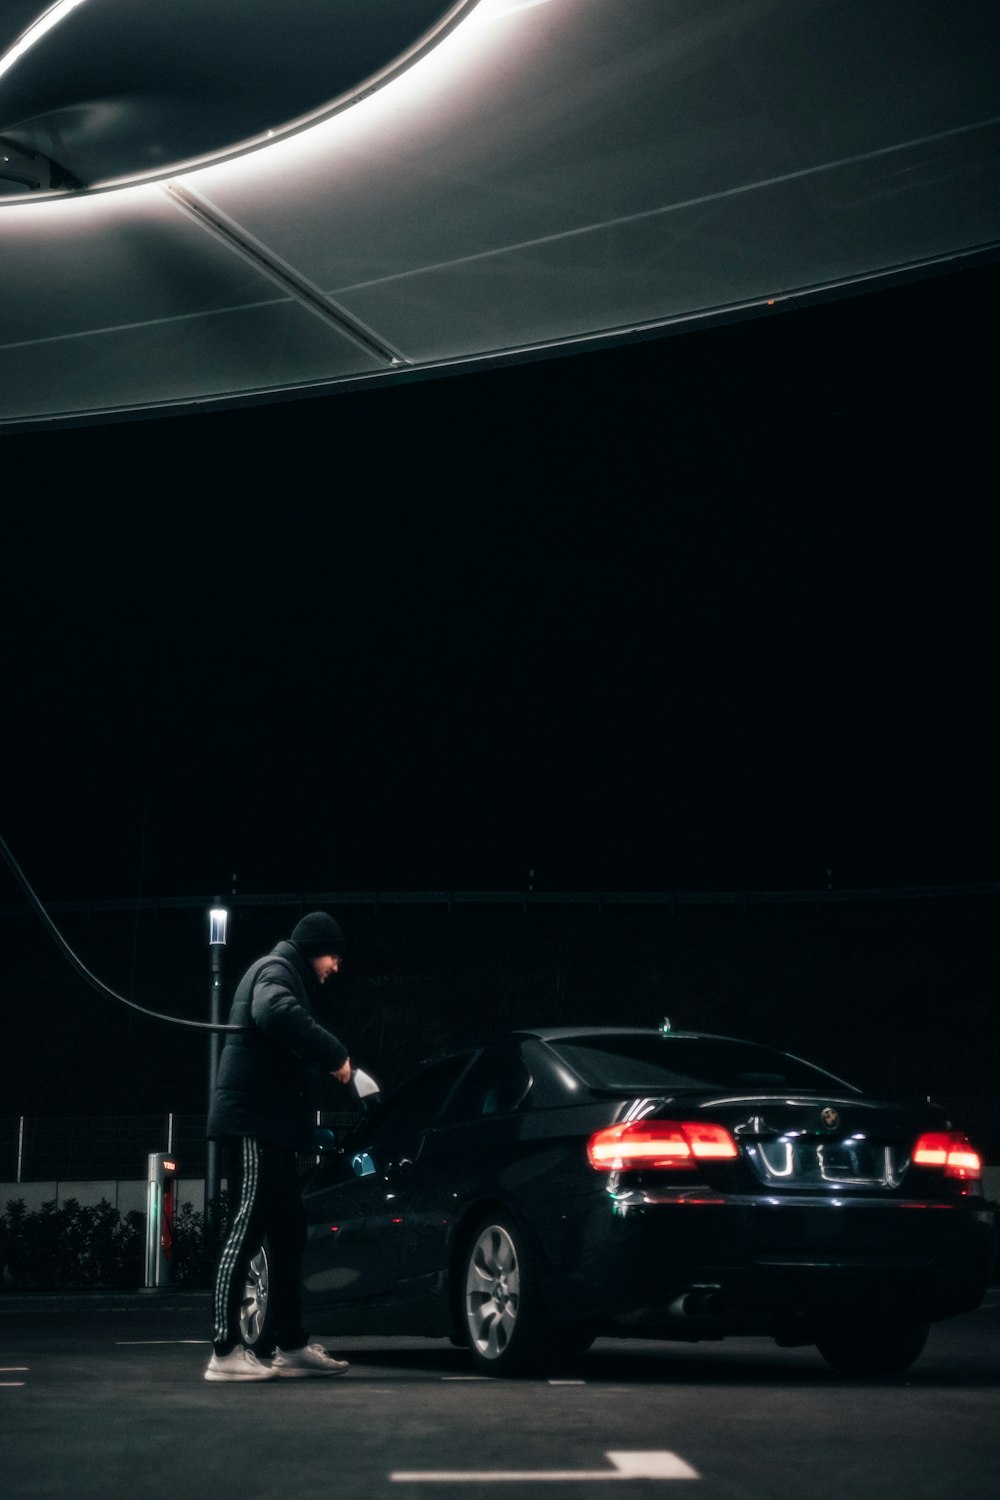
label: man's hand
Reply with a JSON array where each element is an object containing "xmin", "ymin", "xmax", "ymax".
[{"xmin": 331, "ymin": 1059, "xmax": 352, "ymax": 1084}]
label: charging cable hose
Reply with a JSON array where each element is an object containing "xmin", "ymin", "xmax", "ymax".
[{"xmin": 0, "ymin": 830, "xmax": 246, "ymax": 1033}]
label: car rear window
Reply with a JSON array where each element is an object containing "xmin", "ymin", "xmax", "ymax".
[{"xmin": 546, "ymin": 1034, "xmax": 854, "ymax": 1093}]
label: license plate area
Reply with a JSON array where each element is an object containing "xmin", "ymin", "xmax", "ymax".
[{"xmin": 746, "ymin": 1136, "xmax": 902, "ymax": 1188}]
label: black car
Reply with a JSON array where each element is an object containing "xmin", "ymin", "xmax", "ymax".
[{"xmin": 239, "ymin": 1026, "xmax": 995, "ymax": 1375}]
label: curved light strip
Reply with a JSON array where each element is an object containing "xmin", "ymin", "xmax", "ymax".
[
  {"xmin": 170, "ymin": 0, "xmax": 534, "ymax": 203},
  {"xmin": 0, "ymin": 0, "xmax": 89, "ymax": 84},
  {"xmin": 0, "ymin": 0, "xmax": 484, "ymax": 204}
]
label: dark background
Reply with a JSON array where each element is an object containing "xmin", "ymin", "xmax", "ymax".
[{"xmin": 1, "ymin": 258, "xmax": 997, "ymax": 1119}]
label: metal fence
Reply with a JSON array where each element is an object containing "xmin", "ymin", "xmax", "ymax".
[
  {"xmin": 2, "ymin": 1100, "xmax": 998, "ymax": 1184},
  {"xmin": 0, "ymin": 1112, "xmax": 361, "ymax": 1184}
]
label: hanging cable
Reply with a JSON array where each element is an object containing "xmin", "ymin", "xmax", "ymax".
[{"xmin": 0, "ymin": 830, "xmax": 247, "ymax": 1033}]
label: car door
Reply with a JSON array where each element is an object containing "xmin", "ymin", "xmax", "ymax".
[
  {"xmin": 399, "ymin": 1046, "xmax": 533, "ymax": 1282},
  {"xmin": 301, "ymin": 1053, "xmax": 472, "ymax": 1301}
]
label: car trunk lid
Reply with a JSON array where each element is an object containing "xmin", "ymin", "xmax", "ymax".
[{"xmin": 647, "ymin": 1093, "xmax": 917, "ymax": 1191}]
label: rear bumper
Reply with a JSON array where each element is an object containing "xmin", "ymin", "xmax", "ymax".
[{"xmin": 544, "ymin": 1189, "xmax": 997, "ymax": 1333}]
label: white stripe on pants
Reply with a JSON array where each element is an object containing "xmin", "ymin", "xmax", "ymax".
[{"xmin": 212, "ymin": 1136, "xmax": 260, "ymax": 1349}]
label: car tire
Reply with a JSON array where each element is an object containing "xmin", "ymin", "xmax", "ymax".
[
  {"xmin": 239, "ymin": 1241, "xmax": 274, "ymax": 1355},
  {"xmin": 461, "ymin": 1215, "xmax": 548, "ymax": 1376},
  {"xmin": 815, "ymin": 1318, "xmax": 929, "ymax": 1376}
]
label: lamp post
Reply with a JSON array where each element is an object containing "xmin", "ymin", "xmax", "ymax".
[{"xmin": 205, "ymin": 905, "xmax": 228, "ymax": 1250}]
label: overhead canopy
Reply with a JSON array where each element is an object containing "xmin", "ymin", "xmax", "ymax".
[{"xmin": 1, "ymin": 0, "xmax": 999, "ymax": 427}]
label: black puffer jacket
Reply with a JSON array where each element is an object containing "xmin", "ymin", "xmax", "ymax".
[{"xmin": 207, "ymin": 940, "xmax": 349, "ymax": 1152}]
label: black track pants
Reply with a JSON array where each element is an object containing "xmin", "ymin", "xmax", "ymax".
[{"xmin": 211, "ymin": 1138, "xmax": 308, "ymax": 1355}]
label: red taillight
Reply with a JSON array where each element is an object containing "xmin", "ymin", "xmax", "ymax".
[
  {"xmin": 588, "ymin": 1120, "xmax": 738, "ymax": 1171},
  {"xmin": 912, "ymin": 1131, "xmax": 982, "ymax": 1180}
]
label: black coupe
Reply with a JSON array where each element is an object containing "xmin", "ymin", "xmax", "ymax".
[{"xmin": 239, "ymin": 1026, "xmax": 995, "ymax": 1375}]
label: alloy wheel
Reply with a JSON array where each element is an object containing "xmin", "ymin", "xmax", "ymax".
[
  {"xmin": 239, "ymin": 1247, "xmax": 269, "ymax": 1347},
  {"xmin": 464, "ymin": 1222, "xmax": 521, "ymax": 1362}
]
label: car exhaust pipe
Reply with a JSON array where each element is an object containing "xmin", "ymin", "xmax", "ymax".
[{"xmin": 668, "ymin": 1287, "xmax": 723, "ymax": 1319}]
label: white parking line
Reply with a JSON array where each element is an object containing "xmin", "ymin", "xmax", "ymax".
[
  {"xmin": 548, "ymin": 1379, "xmax": 585, "ymax": 1385},
  {"xmin": 101, "ymin": 1305, "xmax": 197, "ymax": 1312},
  {"xmin": 391, "ymin": 1451, "xmax": 700, "ymax": 1482},
  {"xmin": 115, "ymin": 1340, "xmax": 210, "ymax": 1346},
  {"xmin": 1, "ymin": 1383, "xmax": 26, "ymax": 1388}
]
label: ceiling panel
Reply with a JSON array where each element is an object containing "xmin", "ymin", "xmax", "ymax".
[
  {"xmin": 330, "ymin": 135, "xmax": 1000, "ymax": 363},
  {"xmin": 0, "ymin": 188, "xmax": 285, "ymax": 345},
  {"xmin": 0, "ymin": 299, "xmax": 381, "ymax": 422},
  {"xmin": 192, "ymin": 0, "xmax": 1000, "ymax": 285}
]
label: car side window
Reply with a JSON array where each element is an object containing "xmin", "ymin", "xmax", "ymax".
[
  {"xmin": 440, "ymin": 1047, "xmax": 531, "ymax": 1125},
  {"xmin": 356, "ymin": 1052, "xmax": 473, "ymax": 1144}
]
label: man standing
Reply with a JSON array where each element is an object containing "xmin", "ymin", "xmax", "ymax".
[{"xmin": 204, "ymin": 911, "xmax": 353, "ymax": 1381}]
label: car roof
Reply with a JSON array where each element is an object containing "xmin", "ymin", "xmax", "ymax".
[
  {"xmin": 509, "ymin": 1025, "xmax": 750, "ymax": 1046},
  {"xmin": 507, "ymin": 1026, "xmax": 861, "ymax": 1091}
]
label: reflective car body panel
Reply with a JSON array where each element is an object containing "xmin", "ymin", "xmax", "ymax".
[{"xmin": 297, "ymin": 1028, "xmax": 996, "ymax": 1348}]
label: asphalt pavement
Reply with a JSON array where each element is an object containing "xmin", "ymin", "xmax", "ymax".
[{"xmin": 1, "ymin": 1290, "xmax": 998, "ymax": 1500}]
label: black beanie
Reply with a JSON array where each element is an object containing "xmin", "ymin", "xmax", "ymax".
[{"xmin": 289, "ymin": 912, "xmax": 346, "ymax": 958}]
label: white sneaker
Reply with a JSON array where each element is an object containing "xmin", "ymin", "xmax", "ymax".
[
  {"xmin": 204, "ymin": 1346, "xmax": 278, "ymax": 1382},
  {"xmin": 271, "ymin": 1342, "xmax": 350, "ymax": 1377}
]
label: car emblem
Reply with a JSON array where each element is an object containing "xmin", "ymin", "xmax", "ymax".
[{"xmin": 820, "ymin": 1107, "xmax": 840, "ymax": 1131}]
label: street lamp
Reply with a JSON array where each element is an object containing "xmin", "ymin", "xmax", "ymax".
[{"xmin": 205, "ymin": 905, "xmax": 228, "ymax": 1251}]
